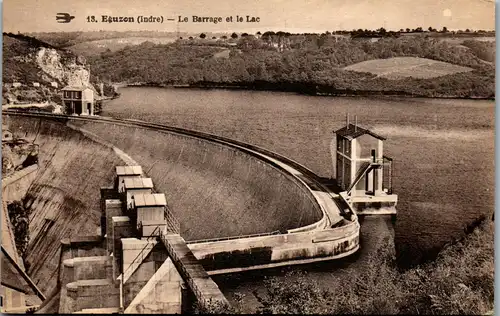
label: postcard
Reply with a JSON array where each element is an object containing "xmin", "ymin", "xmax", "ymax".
[{"xmin": 1, "ymin": 0, "xmax": 495, "ymax": 314}]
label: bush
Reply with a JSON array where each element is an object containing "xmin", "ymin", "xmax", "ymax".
[
  {"xmin": 192, "ymin": 299, "xmax": 238, "ymax": 314},
  {"xmin": 7, "ymin": 200, "xmax": 31, "ymax": 258},
  {"xmin": 255, "ymin": 219, "xmax": 493, "ymax": 315}
]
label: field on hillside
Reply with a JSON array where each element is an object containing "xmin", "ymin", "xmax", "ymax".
[
  {"xmin": 69, "ymin": 36, "xmax": 177, "ymax": 56},
  {"xmin": 344, "ymin": 57, "xmax": 473, "ymax": 79},
  {"xmin": 439, "ymin": 36, "xmax": 496, "ymax": 45}
]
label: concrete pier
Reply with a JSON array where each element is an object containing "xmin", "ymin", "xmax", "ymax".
[{"xmin": 161, "ymin": 234, "xmax": 228, "ymax": 307}]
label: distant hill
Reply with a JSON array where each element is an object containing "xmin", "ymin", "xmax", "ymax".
[
  {"xmin": 3, "ymin": 32, "xmax": 58, "ymax": 50},
  {"xmin": 68, "ymin": 36, "xmax": 177, "ymax": 57},
  {"xmin": 26, "ymin": 31, "xmax": 179, "ymax": 48},
  {"xmin": 86, "ymin": 34, "xmax": 494, "ymax": 98}
]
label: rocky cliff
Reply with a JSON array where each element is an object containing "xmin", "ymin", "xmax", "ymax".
[{"xmin": 2, "ymin": 33, "xmax": 109, "ymax": 109}]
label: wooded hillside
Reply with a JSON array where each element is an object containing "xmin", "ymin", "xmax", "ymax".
[{"xmin": 87, "ymin": 35, "xmax": 495, "ymax": 98}]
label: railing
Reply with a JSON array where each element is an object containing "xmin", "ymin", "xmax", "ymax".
[
  {"xmin": 382, "ymin": 155, "xmax": 393, "ymax": 194},
  {"xmin": 159, "ymin": 230, "xmax": 227, "ymax": 308},
  {"xmin": 164, "ymin": 207, "xmax": 180, "ymax": 235},
  {"xmin": 187, "ymin": 230, "xmax": 281, "ymax": 244}
]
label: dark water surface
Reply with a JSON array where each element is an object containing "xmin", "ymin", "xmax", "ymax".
[{"xmin": 103, "ymin": 87, "xmax": 494, "ymax": 308}]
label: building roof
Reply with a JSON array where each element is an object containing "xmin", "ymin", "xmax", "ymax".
[
  {"xmin": 123, "ymin": 177, "xmax": 154, "ymax": 189},
  {"xmin": 334, "ymin": 123, "xmax": 386, "ymax": 141},
  {"xmin": 116, "ymin": 166, "xmax": 143, "ymax": 176},
  {"xmin": 133, "ymin": 193, "xmax": 167, "ymax": 207},
  {"xmin": 61, "ymin": 85, "xmax": 92, "ymax": 91}
]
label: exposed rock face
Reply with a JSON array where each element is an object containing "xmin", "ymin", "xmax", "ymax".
[
  {"xmin": 3, "ymin": 34, "xmax": 104, "ymax": 106},
  {"xmin": 2, "ymin": 140, "xmax": 39, "ymax": 176},
  {"xmin": 36, "ymin": 48, "xmax": 66, "ymax": 82},
  {"xmin": 36, "ymin": 47, "xmax": 92, "ymax": 87},
  {"xmin": 67, "ymin": 66, "xmax": 90, "ymax": 87}
]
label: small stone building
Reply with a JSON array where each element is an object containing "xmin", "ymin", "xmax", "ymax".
[{"xmin": 62, "ymin": 85, "xmax": 95, "ymax": 115}]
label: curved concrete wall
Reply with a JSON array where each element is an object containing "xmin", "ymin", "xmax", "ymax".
[
  {"xmin": 3, "ymin": 115, "xmax": 124, "ymax": 296},
  {"xmin": 4, "ymin": 114, "xmax": 323, "ymax": 296},
  {"xmin": 2, "ymin": 164, "xmax": 39, "ymax": 203},
  {"xmin": 187, "ymin": 220, "xmax": 360, "ymax": 273},
  {"xmin": 69, "ymin": 119, "xmax": 323, "ymax": 241}
]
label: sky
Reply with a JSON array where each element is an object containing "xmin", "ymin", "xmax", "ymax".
[{"xmin": 3, "ymin": 0, "xmax": 495, "ymax": 34}]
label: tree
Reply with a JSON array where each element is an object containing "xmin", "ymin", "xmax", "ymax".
[
  {"xmin": 7, "ymin": 201, "xmax": 30, "ymax": 258},
  {"xmin": 193, "ymin": 299, "xmax": 239, "ymax": 314},
  {"xmin": 199, "ymin": 33, "xmax": 206, "ymax": 39},
  {"xmin": 231, "ymin": 32, "xmax": 238, "ymax": 39},
  {"xmin": 442, "ymin": 26, "xmax": 448, "ymax": 33},
  {"xmin": 406, "ymin": 28, "xmax": 411, "ymax": 33},
  {"xmin": 241, "ymin": 33, "xmax": 249, "ymax": 37},
  {"xmin": 256, "ymin": 271, "xmax": 331, "ymax": 314},
  {"xmin": 221, "ymin": 35, "xmax": 227, "ymax": 40},
  {"xmin": 262, "ymin": 31, "xmax": 276, "ymax": 37},
  {"xmin": 212, "ymin": 36, "xmax": 217, "ymax": 39}
]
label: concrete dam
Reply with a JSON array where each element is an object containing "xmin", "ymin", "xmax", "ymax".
[{"xmin": 4, "ymin": 112, "xmax": 359, "ymax": 302}]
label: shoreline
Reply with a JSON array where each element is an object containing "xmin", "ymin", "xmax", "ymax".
[{"xmin": 112, "ymin": 82, "xmax": 495, "ymax": 101}]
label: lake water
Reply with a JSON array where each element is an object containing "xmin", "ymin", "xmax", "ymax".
[{"xmin": 103, "ymin": 87, "xmax": 494, "ymax": 309}]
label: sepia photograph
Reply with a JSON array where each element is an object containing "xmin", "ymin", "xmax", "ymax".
[{"xmin": 0, "ymin": 0, "xmax": 495, "ymax": 314}]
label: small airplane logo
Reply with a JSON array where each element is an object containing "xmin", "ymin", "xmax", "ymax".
[{"xmin": 56, "ymin": 13, "xmax": 75, "ymax": 23}]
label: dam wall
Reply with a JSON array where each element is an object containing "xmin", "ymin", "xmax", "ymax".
[
  {"xmin": 69, "ymin": 120, "xmax": 323, "ymax": 241},
  {"xmin": 3, "ymin": 115, "xmax": 125, "ymax": 296},
  {"xmin": 2, "ymin": 164, "xmax": 39, "ymax": 203},
  {"xmin": 2, "ymin": 164, "xmax": 39, "ymax": 263},
  {"xmin": 187, "ymin": 221, "xmax": 359, "ymax": 272},
  {"xmin": 3, "ymin": 113, "xmax": 323, "ymax": 298}
]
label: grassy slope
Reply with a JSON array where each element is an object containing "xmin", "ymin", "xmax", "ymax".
[
  {"xmin": 3, "ymin": 36, "xmax": 49, "ymax": 84},
  {"xmin": 4, "ymin": 115, "xmax": 124, "ymax": 295},
  {"xmin": 69, "ymin": 37, "xmax": 177, "ymax": 57},
  {"xmin": 344, "ymin": 57, "xmax": 473, "ymax": 79}
]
